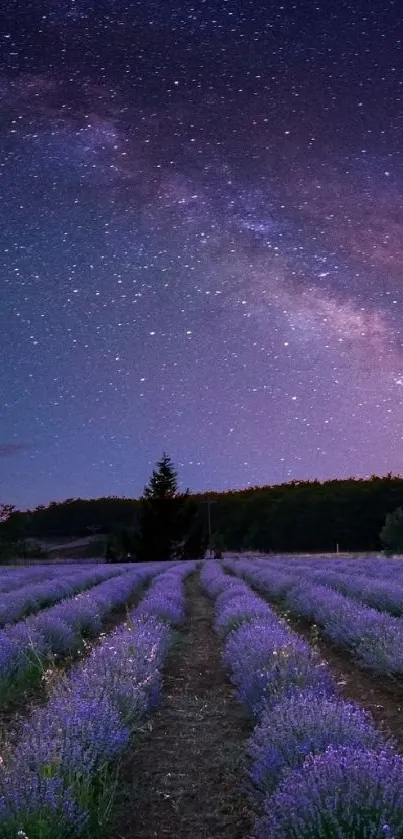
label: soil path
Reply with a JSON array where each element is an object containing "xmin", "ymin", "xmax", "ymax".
[
  {"xmin": 111, "ymin": 572, "xmax": 251, "ymax": 839},
  {"xmin": 234, "ymin": 570, "xmax": 403, "ymax": 750}
]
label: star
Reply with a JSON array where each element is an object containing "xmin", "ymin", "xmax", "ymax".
[{"xmin": 1, "ymin": 0, "xmax": 403, "ymax": 506}]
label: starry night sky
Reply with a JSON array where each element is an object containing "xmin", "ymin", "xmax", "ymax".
[{"xmin": 1, "ymin": 0, "xmax": 403, "ymax": 508}]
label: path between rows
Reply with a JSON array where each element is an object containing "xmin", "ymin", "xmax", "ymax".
[{"xmin": 111, "ymin": 572, "xmax": 251, "ymax": 839}]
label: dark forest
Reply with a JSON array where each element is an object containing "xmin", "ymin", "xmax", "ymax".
[{"xmin": 2, "ymin": 473, "xmax": 403, "ymax": 559}]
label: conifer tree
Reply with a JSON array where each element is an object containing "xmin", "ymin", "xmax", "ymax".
[{"xmin": 135, "ymin": 453, "xmax": 202, "ymax": 561}]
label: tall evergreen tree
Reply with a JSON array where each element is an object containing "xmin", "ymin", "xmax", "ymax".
[{"xmin": 135, "ymin": 453, "xmax": 202, "ymax": 561}]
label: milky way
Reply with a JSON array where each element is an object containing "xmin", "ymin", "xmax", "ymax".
[{"xmin": 1, "ymin": 0, "xmax": 403, "ymax": 507}]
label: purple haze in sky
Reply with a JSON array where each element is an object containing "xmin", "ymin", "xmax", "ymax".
[{"xmin": 1, "ymin": 0, "xmax": 403, "ymax": 506}]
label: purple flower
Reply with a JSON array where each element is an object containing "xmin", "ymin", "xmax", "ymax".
[
  {"xmin": 224, "ymin": 620, "xmax": 334, "ymax": 718},
  {"xmin": 248, "ymin": 689, "xmax": 388, "ymax": 801},
  {"xmin": 200, "ymin": 560, "xmax": 243, "ymax": 598},
  {"xmin": 0, "ymin": 771, "xmax": 88, "ymax": 838},
  {"xmin": 255, "ymin": 746, "xmax": 403, "ymax": 838},
  {"xmin": 227, "ymin": 560, "xmax": 403, "ymax": 678},
  {"xmin": 15, "ymin": 692, "xmax": 130, "ymax": 780},
  {"xmin": 215, "ymin": 591, "xmax": 278, "ymax": 636},
  {"xmin": 0, "ymin": 563, "xmax": 194, "ymax": 836},
  {"xmin": 0, "ymin": 566, "xmax": 155, "ymax": 701}
]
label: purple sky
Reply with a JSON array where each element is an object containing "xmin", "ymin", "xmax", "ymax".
[{"xmin": 1, "ymin": 0, "xmax": 403, "ymax": 508}]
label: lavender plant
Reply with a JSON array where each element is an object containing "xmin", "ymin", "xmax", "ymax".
[
  {"xmin": 215, "ymin": 589, "xmax": 278, "ymax": 636},
  {"xmin": 0, "ymin": 565, "xmax": 157, "ymax": 705},
  {"xmin": 254, "ymin": 746, "xmax": 403, "ymax": 839},
  {"xmin": 248, "ymin": 690, "xmax": 388, "ymax": 802},
  {"xmin": 224, "ymin": 620, "xmax": 334, "ymax": 718},
  {"xmin": 199, "ymin": 560, "xmax": 243, "ymax": 598},
  {"xmin": 134, "ymin": 564, "xmax": 196, "ymax": 625},
  {"xmin": 201, "ymin": 561, "xmax": 403, "ymax": 839},
  {"xmin": 0, "ymin": 565, "xmax": 126, "ymax": 627},
  {"xmin": 228, "ymin": 560, "xmax": 403, "ymax": 677},
  {"xmin": 0, "ymin": 562, "xmax": 194, "ymax": 838}
]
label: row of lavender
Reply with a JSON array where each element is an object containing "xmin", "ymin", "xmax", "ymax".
[
  {"xmin": 0, "ymin": 561, "xmax": 196, "ymax": 838},
  {"xmin": 228, "ymin": 552, "xmax": 403, "ymax": 583},
  {"xmin": 200, "ymin": 560, "xmax": 403, "ymax": 838},
  {"xmin": 227, "ymin": 557, "xmax": 403, "ymax": 677},
  {"xmin": 0, "ymin": 565, "xmax": 83, "ymax": 595},
  {"xmin": 0, "ymin": 564, "xmax": 130, "ymax": 627},
  {"xmin": 0, "ymin": 565, "xmax": 160, "ymax": 705},
  {"xmin": 250, "ymin": 553, "xmax": 403, "ymax": 617},
  {"xmin": 295, "ymin": 555, "xmax": 403, "ymax": 580}
]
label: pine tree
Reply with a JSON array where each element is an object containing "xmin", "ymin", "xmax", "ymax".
[
  {"xmin": 135, "ymin": 453, "xmax": 200, "ymax": 561},
  {"xmin": 143, "ymin": 452, "xmax": 178, "ymax": 502}
]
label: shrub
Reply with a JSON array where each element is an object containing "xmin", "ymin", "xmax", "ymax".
[
  {"xmin": 255, "ymin": 746, "xmax": 403, "ymax": 839},
  {"xmin": 248, "ymin": 690, "xmax": 387, "ymax": 802},
  {"xmin": 223, "ymin": 621, "xmax": 334, "ymax": 718}
]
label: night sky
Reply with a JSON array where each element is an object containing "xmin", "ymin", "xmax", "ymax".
[{"xmin": 1, "ymin": 0, "xmax": 403, "ymax": 508}]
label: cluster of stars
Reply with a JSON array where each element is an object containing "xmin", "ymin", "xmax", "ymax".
[{"xmin": 1, "ymin": 0, "xmax": 403, "ymax": 506}]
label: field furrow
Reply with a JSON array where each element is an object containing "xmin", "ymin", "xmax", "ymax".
[
  {"xmin": 251, "ymin": 555, "xmax": 403, "ymax": 617},
  {"xmin": 4, "ymin": 555, "xmax": 403, "ymax": 838},
  {"xmin": 109, "ymin": 569, "xmax": 251, "ymax": 839},
  {"xmin": 227, "ymin": 560, "xmax": 403, "ymax": 750}
]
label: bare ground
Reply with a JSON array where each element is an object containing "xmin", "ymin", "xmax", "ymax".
[{"xmin": 109, "ymin": 573, "xmax": 251, "ymax": 839}]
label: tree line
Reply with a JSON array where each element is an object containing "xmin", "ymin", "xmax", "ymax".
[{"xmin": 2, "ymin": 462, "xmax": 403, "ymax": 561}]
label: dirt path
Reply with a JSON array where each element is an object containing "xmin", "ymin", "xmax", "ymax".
[{"xmin": 110, "ymin": 573, "xmax": 251, "ymax": 839}]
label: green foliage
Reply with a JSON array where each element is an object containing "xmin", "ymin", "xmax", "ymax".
[
  {"xmin": 0, "ymin": 539, "xmax": 48, "ymax": 564},
  {"xmin": 182, "ymin": 517, "xmax": 208, "ymax": 559},
  {"xmin": 105, "ymin": 534, "xmax": 121, "ymax": 563},
  {"xmin": 107, "ymin": 526, "xmax": 138, "ymax": 562},
  {"xmin": 17, "ymin": 540, "xmax": 48, "ymax": 559},
  {"xmin": 5, "ymin": 473, "xmax": 403, "ymax": 559},
  {"xmin": 143, "ymin": 452, "xmax": 178, "ymax": 501},
  {"xmin": 0, "ymin": 505, "xmax": 24, "ymax": 544},
  {"xmin": 380, "ymin": 507, "xmax": 403, "ymax": 554},
  {"xmin": 105, "ymin": 526, "xmax": 136, "ymax": 562},
  {"xmin": 78, "ymin": 537, "xmax": 106, "ymax": 558},
  {"xmin": 104, "ymin": 454, "xmax": 206, "ymax": 562},
  {"xmin": 0, "ymin": 503, "xmax": 15, "ymax": 523}
]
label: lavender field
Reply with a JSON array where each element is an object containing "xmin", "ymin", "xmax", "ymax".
[{"xmin": 1, "ymin": 556, "xmax": 403, "ymax": 838}]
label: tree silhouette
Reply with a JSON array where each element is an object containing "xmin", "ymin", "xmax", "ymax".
[{"xmin": 135, "ymin": 453, "xmax": 202, "ymax": 561}]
